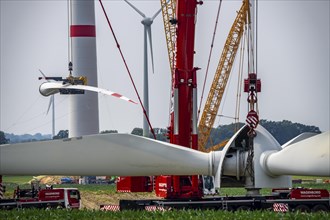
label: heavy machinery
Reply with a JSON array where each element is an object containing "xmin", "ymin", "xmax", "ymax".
[
  {"xmin": 114, "ymin": 0, "xmax": 330, "ymax": 208},
  {"xmin": 118, "ymin": 187, "xmax": 330, "ymax": 212},
  {"xmin": 153, "ymin": 0, "xmax": 254, "ymax": 199},
  {"xmin": 117, "ymin": 0, "xmax": 249, "ymax": 195},
  {"xmin": 0, "ymin": 180, "xmax": 80, "ymax": 210}
]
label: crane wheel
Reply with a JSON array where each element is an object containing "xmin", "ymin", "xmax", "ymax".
[
  {"xmin": 295, "ymin": 204, "xmax": 310, "ymax": 212},
  {"xmin": 312, "ymin": 204, "xmax": 328, "ymax": 212}
]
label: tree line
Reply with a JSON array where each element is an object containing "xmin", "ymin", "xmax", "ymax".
[{"xmin": 0, "ymin": 119, "xmax": 322, "ymax": 146}]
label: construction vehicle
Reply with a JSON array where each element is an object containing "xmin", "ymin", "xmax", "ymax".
[
  {"xmin": 104, "ymin": 124, "xmax": 330, "ymax": 212},
  {"xmin": 0, "ymin": 181, "xmax": 80, "ymax": 210},
  {"xmin": 116, "ymin": 0, "xmax": 246, "ymax": 194},
  {"xmin": 113, "ymin": 0, "xmax": 330, "ymax": 210},
  {"xmin": 152, "ymin": 0, "xmax": 254, "ymax": 199},
  {"xmin": 117, "ymin": 187, "xmax": 330, "ymax": 212}
]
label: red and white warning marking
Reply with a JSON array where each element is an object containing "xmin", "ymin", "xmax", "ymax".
[
  {"xmin": 273, "ymin": 203, "xmax": 289, "ymax": 212},
  {"xmin": 246, "ymin": 110, "xmax": 259, "ymax": 129},
  {"xmin": 100, "ymin": 205, "xmax": 120, "ymax": 212},
  {"xmin": 39, "ymin": 82, "xmax": 137, "ymax": 104},
  {"xmin": 0, "ymin": 175, "xmax": 3, "ymax": 199},
  {"xmin": 116, "ymin": 189, "xmax": 131, "ymax": 193},
  {"xmin": 145, "ymin": 205, "xmax": 169, "ymax": 212}
]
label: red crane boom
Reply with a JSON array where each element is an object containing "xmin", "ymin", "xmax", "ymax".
[{"xmin": 159, "ymin": 0, "xmax": 203, "ymax": 199}]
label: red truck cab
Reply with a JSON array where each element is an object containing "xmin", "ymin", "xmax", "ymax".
[{"xmin": 38, "ymin": 188, "xmax": 80, "ymax": 209}]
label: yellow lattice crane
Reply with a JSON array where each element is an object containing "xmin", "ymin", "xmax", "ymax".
[
  {"xmin": 160, "ymin": 0, "xmax": 177, "ymax": 74},
  {"xmin": 198, "ymin": 0, "xmax": 251, "ymax": 152}
]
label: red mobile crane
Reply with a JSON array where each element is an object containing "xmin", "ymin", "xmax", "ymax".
[
  {"xmin": 156, "ymin": 0, "xmax": 203, "ymax": 199},
  {"xmin": 115, "ymin": 0, "xmax": 330, "ymax": 212},
  {"xmin": 118, "ymin": 0, "xmax": 203, "ymax": 199}
]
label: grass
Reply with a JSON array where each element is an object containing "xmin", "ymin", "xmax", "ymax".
[
  {"xmin": 2, "ymin": 175, "xmax": 33, "ymax": 184},
  {"xmin": 0, "ymin": 209, "xmax": 329, "ymax": 220},
  {"xmin": 293, "ymin": 176, "xmax": 329, "ymax": 180}
]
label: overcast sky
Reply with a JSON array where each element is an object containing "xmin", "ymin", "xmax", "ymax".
[{"xmin": 1, "ymin": 0, "xmax": 329, "ymax": 136}]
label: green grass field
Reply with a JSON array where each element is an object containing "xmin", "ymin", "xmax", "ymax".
[
  {"xmin": 1, "ymin": 209, "xmax": 330, "ymax": 220},
  {"xmin": 2, "ymin": 175, "xmax": 33, "ymax": 184},
  {"xmin": 1, "ymin": 176, "xmax": 329, "ymax": 219}
]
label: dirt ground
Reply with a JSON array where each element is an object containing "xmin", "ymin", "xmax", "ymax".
[
  {"xmin": 30, "ymin": 175, "xmax": 79, "ymax": 185},
  {"xmin": 31, "ymin": 176, "xmax": 158, "ymax": 210},
  {"xmin": 80, "ymin": 191, "xmax": 158, "ymax": 210}
]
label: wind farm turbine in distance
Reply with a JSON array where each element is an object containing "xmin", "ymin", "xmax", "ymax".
[
  {"xmin": 39, "ymin": 69, "xmax": 55, "ymax": 139},
  {"xmin": 124, "ymin": 0, "xmax": 162, "ymax": 137}
]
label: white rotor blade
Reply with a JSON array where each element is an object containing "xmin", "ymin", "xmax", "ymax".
[
  {"xmin": 46, "ymin": 95, "xmax": 54, "ymax": 115},
  {"xmin": 39, "ymin": 82, "xmax": 137, "ymax": 104},
  {"xmin": 281, "ymin": 132, "xmax": 318, "ymax": 148},
  {"xmin": 260, "ymin": 131, "xmax": 330, "ymax": 177},
  {"xmin": 0, "ymin": 133, "xmax": 221, "ymax": 177},
  {"xmin": 151, "ymin": 7, "xmax": 162, "ymax": 21},
  {"xmin": 147, "ymin": 26, "xmax": 155, "ymax": 73},
  {"xmin": 124, "ymin": 0, "xmax": 145, "ymax": 18},
  {"xmin": 38, "ymin": 69, "xmax": 48, "ymax": 81}
]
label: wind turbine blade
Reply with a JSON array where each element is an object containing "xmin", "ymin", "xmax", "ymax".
[
  {"xmin": 39, "ymin": 82, "xmax": 138, "ymax": 104},
  {"xmin": 46, "ymin": 95, "xmax": 54, "ymax": 115},
  {"xmin": 151, "ymin": 8, "xmax": 162, "ymax": 21},
  {"xmin": 281, "ymin": 132, "xmax": 317, "ymax": 148},
  {"xmin": 124, "ymin": 0, "xmax": 145, "ymax": 18},
  {"xmin": 0, "ymin": 133, "xmax": 222, "ymax": 177},
  {"xmin": 152, "ymin": 0, "xmax": 170, "ymax": 21},
  {"xmin": 39, "ymin": 69, "xmax": 49, "ymax": 81},
  {"xmin": 261, "ymin": 131, "xmax": 330, "ymax": 177},
  {"xmin": 147, "ymin": 26, "xmax": 155, "ymax": 73}
]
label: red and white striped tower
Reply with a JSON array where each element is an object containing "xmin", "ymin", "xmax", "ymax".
[{"xmin": 69, "ymin": 0, "xmax": 99, "ymax": 137}]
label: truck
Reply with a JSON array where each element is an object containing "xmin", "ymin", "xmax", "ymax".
[{"xmin": 0, "ymin": 184, "xmax": 81, "ymax": 210}]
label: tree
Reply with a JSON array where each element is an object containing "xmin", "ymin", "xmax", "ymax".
[
  {"xmin": 53, "ymin": 130, "xmax": 69, "ymax": 139},
  {"xmin": 131, "ymin": 128, "xmax": 143, "ymax": 136},
  {"xmin": 100, "ymin": 130, "xmax": 118, "ymax": 134},
  {"xmin": 259, "ymin": 120, "xmax": 321, "ymax": 145},
  {"xmin": 206, "ymin": 120, "xmax": 321, "ymax": 148},
  {"xmin": 0, "ymin": 131, "xmax": 9, "ymax": 144}
]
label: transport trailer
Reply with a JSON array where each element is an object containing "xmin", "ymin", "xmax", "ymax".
[
  {"xmin": 1, "ymin": 198, "xmax": 68, "ymax": 210},
  {"xmin": 118, "ymin": 188, "xmax": 330, "ymax": 212}
]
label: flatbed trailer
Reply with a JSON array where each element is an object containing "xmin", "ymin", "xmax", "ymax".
[
  {"xmin": 0, "ymin": 198, "xmax": 66, "ymax": 210},
  {"xmin": 116, "ymin": 188, "xmax": 330, "ymax": 212}
]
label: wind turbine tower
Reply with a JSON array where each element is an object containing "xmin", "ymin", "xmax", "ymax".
[
  {"xmin": 69, "ymin": 0, "xmax": 99, "ymax": 137},
  {"xmin": 124, "ymin": 0, "xmax": 162, "ymax": 137}
]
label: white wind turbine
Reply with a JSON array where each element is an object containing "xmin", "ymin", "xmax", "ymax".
[
  {"xmin": 39, "ymin": 69, "xmax": 55, "ymax": 139},
  {"xmin": 124, "ymin": 0, "xmax": 162, "ymax": 137}
]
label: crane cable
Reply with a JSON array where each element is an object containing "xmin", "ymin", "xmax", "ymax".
[
  {"xmin": 67, "ymin": 0, "xmax": 72, "ymax": 64},
  {"xmin": 98, "ymin": 0, "xmax": 156, "ymax": 139},
  {"xmin": 197, "ymin": 0, "xmax": 223, "ymax": 120},
  {"xmin": 234, "ymin": 26, "xmax": 248, "ymax": 132},
  {"xmin": 255, "ymin": 0, "xmax": 259, "ymax": 114}
]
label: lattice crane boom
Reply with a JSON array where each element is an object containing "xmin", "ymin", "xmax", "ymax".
[
  {"xmin": 198, "ymin": 1, "xmax": 250, "ymax": 152},
  {"xmin": 160, "ymin": 0, "xmax": 177, "ymax": 73}
]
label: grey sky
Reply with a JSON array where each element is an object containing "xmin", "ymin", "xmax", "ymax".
[{"xmin": 1, "ymin": 0, "xmax": 329, "ymax": 136}]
